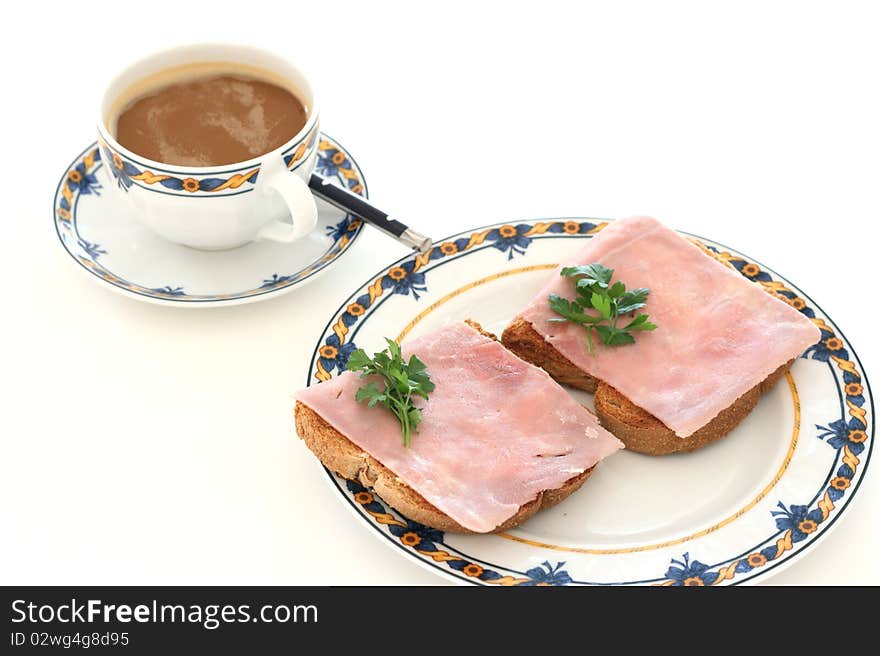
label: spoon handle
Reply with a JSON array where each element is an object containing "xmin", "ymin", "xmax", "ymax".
[{"xmin": 308, "ymin": 174, "xmax": 432, "ymax": 253}]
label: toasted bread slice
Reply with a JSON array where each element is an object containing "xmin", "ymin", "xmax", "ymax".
[
  {"xmin": 501, "ymin": 317, "xmax": 600, "ymax": 392},
  {"xmin": 295, "ymin": 401, "xmax": 593, "ymax": 533},
  {"xmin": 593, "ymin": 383, "xmax": 760, "ymax": 455},
  {"xmin": 295, "ymin": 320, "xmax": 604, "ymax": 533},
  {"xmin": 502, "ymin": 317, "xmax": 793, "ymax": 455}
]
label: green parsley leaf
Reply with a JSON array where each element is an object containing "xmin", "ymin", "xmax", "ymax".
[
  {"xmin": 355, "ymin": 381, "xmax": 386, "ymax": 407},
  {"xmin": 346, "ymin": 349, "xmax": 371, "ymax": 371},
  {"xmin": 547, "ymin": 263, "xmax": 657, "ymax": 353},
  {"xmin": 609, "ymin": 281, "xmax": 626, "ymax": 298},
  {"xmin": 624, "ymin": 314, "xmax": 657, "ymax": 331},
  {"xmin": 605, "ymin": 330, "xmax": 637, "ymax": 346},
  {"xmin": 346, "ymin": 339, "xmax": 435, "ymax": 447},
  {"xmin": 591, "ymin": 292, "xmax": 612, "ymax": 319},
  {"xmin": 561, "ymin": 263, "xmax": 614, "ymax": 287}
]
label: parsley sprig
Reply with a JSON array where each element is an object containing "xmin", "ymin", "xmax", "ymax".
[
  {"xmin": 548, "ymin": 263, "xmax": 657, "ymax": 354},
  {"xmin": 346, "ymin": 339, "xmax": 435, "ymax": 447}
]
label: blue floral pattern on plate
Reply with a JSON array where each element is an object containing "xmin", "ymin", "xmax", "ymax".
[{"xmin": 308, "ymin": 219, "xmax": 872, "ymax": 585}]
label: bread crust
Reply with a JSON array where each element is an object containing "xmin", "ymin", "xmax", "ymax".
[
  {"xmin": 295, "ymin": 401, "xmax": 593, "ymax": 533},
  {"xmin": 502, "ymin": 317, "xmax": 600, "ymax": 392},
  {"xmin": 593, "ymin": 383, "xmax": 760, "ymax": 455},
  {"xmin": 502, "ymin": 317, "xmax": 794, "ymax": 455}
]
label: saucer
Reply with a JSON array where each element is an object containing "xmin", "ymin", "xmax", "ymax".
[{"xmin": 53, "ymin": 134, "xmax": 367, "ymax": 306}]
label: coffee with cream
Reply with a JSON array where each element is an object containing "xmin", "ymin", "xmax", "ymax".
[{"xmin": 113, "ymin": 73, "xmax": 308, "ymax": 166}]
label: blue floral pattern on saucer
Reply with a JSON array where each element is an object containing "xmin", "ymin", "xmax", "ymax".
[{"xmin": 54, "ymin": 134, "xmax": 367, "ymax": 304}]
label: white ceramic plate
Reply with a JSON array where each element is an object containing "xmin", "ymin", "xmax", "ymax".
[
  {"xmin": 53, "ymin": 134, "xmax": 366, "ymax": 306},
  {"xmin": 304, "ymin": 218, "xmax": 873, "ymax": 585}
]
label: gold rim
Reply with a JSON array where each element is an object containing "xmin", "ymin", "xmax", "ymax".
[{"xmin": 395, "ymin": 264, "xmax": 557, "ymax": 343}]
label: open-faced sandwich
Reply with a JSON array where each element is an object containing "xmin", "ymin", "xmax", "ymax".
[
  {"xmin": 295, "ymin": 321, "xmax": 622, "ymax": 533},
  {"xmin": 502, "ymin": 215, "xmax": 821, "ymax": 455},
  {"xmin": 295, "ymin": 215, "xmax": 822, "ymax": 533}
]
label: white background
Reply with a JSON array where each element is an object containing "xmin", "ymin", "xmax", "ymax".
[{"xmin": 1, "ymin": 1, "xmax": 877, "ymax": 585}]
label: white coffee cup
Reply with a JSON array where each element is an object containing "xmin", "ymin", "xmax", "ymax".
[{"xmin": 97, "ymin": 43, "xmax": 320, "ymax": 251}]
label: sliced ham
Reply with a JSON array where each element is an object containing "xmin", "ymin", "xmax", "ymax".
[
  {"xmin": 519, "ymin": 215, "xmax": 821, "ymax": 438},
  {"xmin": 296, "ymin": 322, "xmax": 622, "ymax": 533}
]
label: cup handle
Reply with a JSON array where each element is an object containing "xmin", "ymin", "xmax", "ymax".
[{"xmin": 256, "ymin": 162, "xmax": 318, "ymax": 244}]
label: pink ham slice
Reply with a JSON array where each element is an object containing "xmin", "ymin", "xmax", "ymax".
[
  {"xmin": 296, "ymin": 322, "xmax": 622, "ymax": 533},
  {"xmin": 518, "ymin": 216, "xmax": 821, "ymax": 438}
]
